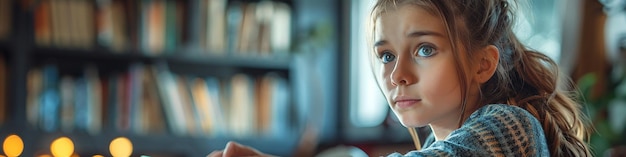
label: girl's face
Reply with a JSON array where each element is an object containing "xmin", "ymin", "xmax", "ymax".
[{"xmin": 374, "ymin": 5, "xmax": 464, "ymax": 128}]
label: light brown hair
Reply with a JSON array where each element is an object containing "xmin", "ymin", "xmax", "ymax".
[{"xmin": 369, "ymin": 0, "xmax": 592, "ymax": 156}]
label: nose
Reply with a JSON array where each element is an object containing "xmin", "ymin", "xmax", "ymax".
[{"xmin": 390, "ymin": 56, "xmax": 417, "ymax": 86}]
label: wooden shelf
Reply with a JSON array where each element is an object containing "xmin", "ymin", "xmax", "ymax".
[
  {"xmin": 168, "ymin": 53, "xmax": 291, "ymax": 72},
  {"xmin": 30, "ymin": 47, "xmax": 291, "ymax": 72},
  {"xmin": 31, "ymin": 47, "xmax": 158, "ymax": 63}
]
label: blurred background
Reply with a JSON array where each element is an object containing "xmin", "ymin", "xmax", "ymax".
[{"xmin": 0, "ymin": 0, "xmax": 624, "ymax": 156}]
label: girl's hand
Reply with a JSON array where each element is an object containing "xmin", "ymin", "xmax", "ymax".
[{"xmin": 207, "ymin": 141, "xmax": 276, "ymax": 157}]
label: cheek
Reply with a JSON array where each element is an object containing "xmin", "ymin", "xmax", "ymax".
[
  {"xmin": 379, "ymin": 64, "xmax": 395, "ymax": 102},
  {"xmin": 379, "ymin": 64, "xmax": 394, "ymax": 89},
  {"xmin": 420, "ymin": 65, "xmax": 462, "ymax": 105}
]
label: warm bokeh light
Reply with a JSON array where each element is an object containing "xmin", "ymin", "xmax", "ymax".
[
  {"xmin": 37, "ymin": 154, "xmax": 53, "ymax": 157},
  {"xmin": 50, "ymin": 137, "xmax": 74, "ymax": 157},
  {"xmin": 93, "ymin": 155, "xmax": 104, "ymax": 157},
  {"xmin": 2, "ymin": 134, "xmax": 24, "ymax": 157},
  {"xmin": 109, "ymin": 137, "xmax": 132, "ymax": 157}
]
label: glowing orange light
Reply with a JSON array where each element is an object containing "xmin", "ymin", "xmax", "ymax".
[
  {"xmin": 50, "ymin": 137, "xmax": 74, "ymax": 157},
  {"xmin": 109, "ymin": 137, "xmax": 133, "ymax": 157},
  {"xmin": 2, "ymin": 134, "xmax": 24, "ymax": 157}
]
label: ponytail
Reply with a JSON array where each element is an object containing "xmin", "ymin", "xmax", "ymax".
[
  {"xmin": 449, "ymin": 0, "xmax": 593, "ymax": 155},
  {"xmin": 505, "ymin": 46, "xmax": 592, "ymax": 156}
]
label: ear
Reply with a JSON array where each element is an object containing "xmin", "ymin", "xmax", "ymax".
[{"xmin": 474, "ymin": 45, "xmax": 499, "ymax": 84}]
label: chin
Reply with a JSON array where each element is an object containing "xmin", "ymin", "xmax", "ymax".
[{"xmin": 398, "ymin": 115, "xmax": 429, "ymax": 128}]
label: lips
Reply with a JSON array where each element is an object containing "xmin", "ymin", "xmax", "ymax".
[{"xmin": 394, "ymin": 97, "xmax": 421, "ymax": 109}]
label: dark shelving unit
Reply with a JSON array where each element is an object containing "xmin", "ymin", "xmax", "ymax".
[{"xmin": 0, "ymin": 0, "xmax": 331, "ymax": 156}]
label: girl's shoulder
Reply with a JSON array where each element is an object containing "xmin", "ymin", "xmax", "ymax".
[
  {"xmin": 392, "ymin": 104, "xmax": 549, "ymax": 157},
  {"xmin": 465, "ymin": 104, "xmax": 537, "ymax": 125},
  {"xmin": 448, "ymin": 103, "xmax": 549, "ymax": 156},
  {"xmin": 459, "ymin": 103, "xmax": 547, "ymax": 144}
]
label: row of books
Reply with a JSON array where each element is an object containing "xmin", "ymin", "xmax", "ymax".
[
  {"xmin": 33, "ymin": 0, "xmax": 292, "ymax": 56},
  {"xmin": 26, "ymin": 63, "xmax": 292, "ymax": 138},
  {"xmin": 0, "ymin": 55, "xmax": 6, "ymax": 126},
  {"xmin": 0, "ymin": 0, "xmax": 11, "ymax": 40}
]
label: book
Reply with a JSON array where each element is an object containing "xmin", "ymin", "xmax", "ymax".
[
  {"xmin": 40, "ymin": 64, "xmax": 60, "ymax": 132},
  {"xmin": 175, "ymin": 75, "xmax": 199, "ymax": 135},
  {"xmin": 205, "ymin": 76, "xmax": 226, "ymax": 136},
  {"xmin": 50, "ymin": 0, "xmax": 62, "ymax": 46},
  {"xmin": 164, "ymin": 0, "xmax": 178, "ymax": 52},
  {"xmin": 74, "ymin": 77, "xmax": 89, "ymax": 132},
  {"xmin": 254, "ymin": 1, "xmax": 292, "ymax": 55},
  {"xmin": 175, "ymin": 0, "xmax": 188, "ymax": 50},
  {"xmin": 68, "ymin": 0, "xmax": 81, "ymax": 47},
  {"xmin": 34, "ymin": 0, "xmax": 52, "ymax": 45},
  {"xmin": 270, "ymin": 2, "xmax": 292, "ymax": 54},
  {"xmin": 268, "ymin": 73, "xmax": 291, "ymax": 137},
  {"xmin": 255, "ymin": 1, "xmax": 273, "ymax": 55},
  {"xmin": 124, "ymin": 0, "xmax": 140, "ymax": 51},
  {"xmin": 226, "ymin": 1, "xmax": 243, "ymax": 53},
  {"xmin": 100, "ymin": 74, "xmax": 111, "ymax": 131},
  {"xmin": 110, "ymin": 0, "xmax": 127, "ymax": 52},
  {"xmin": 141, "ymin": 66, "xmax": 166, "ymax": 134},
  {"xmin": 0, "ymin": 0, "xmax": 11, "ymax": 39},
  {"xmin": 256, "ymin": 73, "xmax": 273, "ymax": 135},
  {"xmin": 59, "ymin": 76, "xmax": 75, "ymax": 132},
  {"xmin": 151, "ymin": 63, "xmax": 187, "ymax": 135},
  {"xmin": 196, "ymin": 0, "xmax": 208, "ymax": 53},
  {"xmin": 69, "ymin": 0, "xmax": 94, "ymax": 48},
  {"xmin": 27, "ymin": 68, "xmax": 43, "ymax": 127},
  {"xmin": 189, "ymin": 76, "xmax": 228, "ymax": 136},
  {"xmin": 82, "ymin": 0, "xmax": 96, "ymax": 48},
  {"xmin": 190, "ymin": 77, "xmax": 212, "ymax": 135},
  {"xmin": 96, "ymin": 0, "xmax": 114, "ymax": 49},
  {"xmin": 115, "ymin": 72, "xmax": 130, "ymax": 132},
  {"xmin": 228, "ymin": 1, "xmax": 292, "ymax": 56},
  {"xmin": 256, "ymin": 73, "xmax": 291, "ymax": 137},
  {"xmin": 229, "ymin": 73, "xmax": 256, "ymax": 137},
  {"xmin": 85, "ymin": 65, "xmax": 102, "ymax": 134},
  {"xmin": 141, "ymin": 0, "xmax": 165, "ymax": 55},
  {"xmin": 188, "ymin": 0, "xmax": 205, "ymax": 53},
  {"xmin": 237, "ymin": 3, "xmax": 258, "ymax": 54},
  {"xmin": 206, "ymin": 0, "xmax": 227, "ymax": 53},
  {"xmin": 128, "ymin": 63, "xmax": 145, "ymax": 134},
  {"xmin": 106, "ymin": 74, "xmax": 120, "ymax": 131}
]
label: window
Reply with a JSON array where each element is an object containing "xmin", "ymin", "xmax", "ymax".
[
  {"xmin": 348, "ymin": 0, "xmax": 387, "ymax": 128},
  {"xmin": 514, "ymin": 0, "xmax": 563, "ymax": 62}
]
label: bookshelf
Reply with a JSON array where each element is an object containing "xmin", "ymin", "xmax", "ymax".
[{"xmin": 0, "ymin": 0, "xmax": 340, "ymax": 156}]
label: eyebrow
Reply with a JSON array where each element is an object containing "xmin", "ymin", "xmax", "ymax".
[
  {"xmin": 373, "ymin": 40, "xmax": 387, "ymax": 47},
  {"xmin": 407, "ymin": 30, "xmax": 444, "ymax": 38},
  {"xmin": 373, "ymin": 30, "xmax": 444, "ymax": 48}
]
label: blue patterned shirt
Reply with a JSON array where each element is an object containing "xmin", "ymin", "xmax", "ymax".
[{"xmin": 388, "ymin": 104, "xmax": 549, "ymax": 157}]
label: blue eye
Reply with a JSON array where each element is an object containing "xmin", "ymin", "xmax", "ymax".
[
  {"xmin": 381, "ymin": 51, "xmax": 395, "ymax": 64},
  {"xmin": 416, "ymin": 45, "xmax": 436, "ymax": 57}
]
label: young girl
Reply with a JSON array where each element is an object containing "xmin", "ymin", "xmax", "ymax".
[{"xmin": 209, "ymin": 0, "xmax": 592, "ymax": 156}]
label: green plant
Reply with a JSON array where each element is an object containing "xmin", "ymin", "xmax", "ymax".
[{"xmin": 578, "ymin": 70, "xmax": 626, "ymax": 156}]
